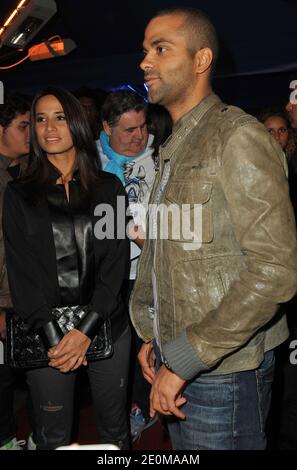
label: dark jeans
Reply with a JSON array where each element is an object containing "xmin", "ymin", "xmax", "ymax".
[
  {"xmin": 131, "ymin": 331, "xmax": 151, "ymax": 418},
  {"xmin": 167, "ymin": 350, "xmax": 275, "ymax": 450},
  {"xmin": 27, "ymin": 326, "xmax": 131, "ymax": 450},
  {"xmin": 0, "ymin": 365, "xmax": 16, "ymax": 445},
  {"xmin": 277, "ymin": 299, "xmax": 297, "ymax": 449},
  {"xmin": 278, "ymin": 358, "xmax": 297, "ymax": 449},
  {"xmin": 123, "ymin": 280, "xmax": 151, "ymax": 419}
]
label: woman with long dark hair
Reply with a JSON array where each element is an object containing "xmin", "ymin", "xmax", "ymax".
[
  {"xmin": 3, "ymin": 87, "xmax": 131, "ymax": 449},
  {"xmin": 258, "ymin": 106, "xmax": 296, "ymax": 160}
]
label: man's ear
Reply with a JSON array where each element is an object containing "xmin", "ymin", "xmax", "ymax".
[
  {"xmin": 0, "ymin": 125, "xmax": 4, "ymax": 140},
  {"xmin": 195, "ymin": 47, "xmax": 213, "ymax": 74},
  {"xmin": 103, "ymin": 120, "xmax": 112, "ymax": 136}
]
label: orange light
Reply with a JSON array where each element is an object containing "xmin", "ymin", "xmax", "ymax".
[
  {"xmin": 2, "ymin": 1, "xmax": 27, "ymax": 29},
  {"xmin": 4, "ymin": 10, "xmax": 18, "ymax": 27},
  {"xmin": 29, "ymin": 40, "xmax": 65, "ymax": 60},
  {"xmin": 17, "ymin": 0, "xmax": 27, "ymax": 8},
  {"xmin": 0, "ymin": 28, "xmax": 4, "ymax": 37},
  {"xmin": 28, "ymin": 38, "xmax": 76, "ymax": 61}
]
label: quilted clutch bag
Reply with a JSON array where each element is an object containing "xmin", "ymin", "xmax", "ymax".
[{"xmin": 5, "ymin": 305, "xmax": 113, "ymax": 368}]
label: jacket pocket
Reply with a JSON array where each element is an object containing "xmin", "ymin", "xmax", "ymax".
[{"xmin": 163, "ymin": 181, "xmax": 213, "ymax": 243}]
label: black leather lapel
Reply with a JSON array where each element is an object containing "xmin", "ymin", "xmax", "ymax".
[{"xmin": 47, "ymin": 182, "xmax": 94, "ymax": 305}]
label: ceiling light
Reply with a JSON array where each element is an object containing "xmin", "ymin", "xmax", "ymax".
[
  {"xmin": 29, "ymin": 38, "xmax": 77, "ymax": 61},
  {"xmin": 0, "ymin": 0, "xmax": 57, "ymax": 49}
]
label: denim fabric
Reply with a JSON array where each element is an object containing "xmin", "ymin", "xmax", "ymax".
[
  {"xmin": 87, "ymin": 325, "xmax": 131, "ymax": 449},
  {"xmin": 27, "ymin": 362, "xmax": 76, "ymax": 450},
  {"xmin": 0, "ymin": 365, "xmax": 16, "ymax": 445},
  {"xmin": 278, "ymin": 334, "xmax": 297, "ymax": 449},
  {"xmin": 26, "ymin": 326, "xmax": 131, "ymax": 450},
  {"xmin": 167, "ymin": 350, "xmax": 275, "ymax": 450},
  {"xmin": 123, "ymin": 280, "xmax": 151, "ymax": 419}
]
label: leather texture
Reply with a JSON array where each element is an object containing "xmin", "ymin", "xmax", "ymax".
[
  {"xmin": 3, "ymin": 168, "xmax": 129, "ymax": 343},
  {"xmin": 5, "ymin": 306, "xmax": 113, "ymax": 368},
  {"xmin": 130, "ymin": 94, "xmax": 297, "ymax": 378},
  {"xmin": 47, "ymin": 181, "xmax": 94, "ymax": 306},
  {"xmin": 38, "ymin": 320, "xmax": 63, "ymax": 349}
]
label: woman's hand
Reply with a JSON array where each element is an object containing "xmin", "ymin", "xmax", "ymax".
[{"xmin": 48, "ymin": 329, "xmax": 91, "ymax": 373}]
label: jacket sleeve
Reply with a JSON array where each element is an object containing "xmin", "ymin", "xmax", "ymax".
[
  {"xmin": 2, "ymin": 184, "xmax": 53, "ymax": 330},
  {"xmin": 88, "ymin": 178, "xmax": 130, "ymax": 324},
  {"xmin": 0, "ymin": 186, "xmax": 12, "ymax": 310},
  {"xmin": 163, "ymin": 122, "xmax": 297, "ymax": 379}
]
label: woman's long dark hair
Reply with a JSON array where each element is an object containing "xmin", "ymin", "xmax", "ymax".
[
  {"xmin": 23, "ymin": 86, "xmax": 101, "ymax": 197},
  {"xmin": 258, "ymin": 106, "xmax": 297, "ymax": 160}
]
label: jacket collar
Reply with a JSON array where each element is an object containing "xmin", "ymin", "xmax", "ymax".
[
  {"xmin": 46, "ymin": 159, "xmax": 80, "ymax": 183},
  {"xmin": 0, "ymin": 152, "xmax": 14, "ymax": 171},
  {"xmin": 0, "ymin": 152, "xmax": 28, "ymax": 172},
  {"xmin": 161, "ymin": 94, "xmax": 222, "ymax": 163},
  {"xmin": 174, "ymin": 93, "xmax": 221, "ymax": 131}
]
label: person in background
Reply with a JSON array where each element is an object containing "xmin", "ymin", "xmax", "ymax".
[
  {"xmin": 286, "ymin": 82, "xmax": 297, "ymax": 207},
  {"xmin": 278, "ymin": 82, "xmax": 297, "ymax": 449},
  {"xmin": 258, "ymin": 107, "xmax": 296, "ymax": 160},
  {"xmin": 0, "ymin": 91, "xmax": 30, "ymax": 451},
  {"xmin": 73, "ymin": 87, "xmax": 107, "ymax": 140},
  {"xmin": 97, "ymin": 89, "xmax": 158, "ymax": 442},
  {"xmin": 3, "ymin": 87, "xmax": 130, "ymax": 450},
  {"xmin": 130, "ymin": 7, "xmax": 297, "ymax": 450},
  {"xmin": 286, "ymin": 82, "xmax": 297, "ymax": 130},
  {"xmin": 146, "ymin": 103, "xmax": 172, "ymax": 168}
]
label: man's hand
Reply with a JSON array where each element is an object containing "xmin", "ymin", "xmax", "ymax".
[
  {"xmin": 0, "ymin": 312, "xmax": 6, "ymax": 340},
  {"xmin": 149, "ymin": 364, "xmax": 187, "ymax": 419},
  {"xmin": 138, "ymin": 341, "xmax": 156, "ymax": 384},
  {"xmin": 48, "ymin": 329, "xmax": 91, "ymax": 373},
  {"xmin": 127, "ymin": 222, "xmax": 145, "ymax": 248}
]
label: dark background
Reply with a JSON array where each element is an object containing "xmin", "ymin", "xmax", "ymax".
[{"xmin": 0, "ymin": 0, "xmax": 297, "ymax": 113}]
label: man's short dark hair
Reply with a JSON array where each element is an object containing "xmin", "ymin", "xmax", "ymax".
[
  {"xmin": 154, "ymin": 7, "xmax": 219, "ymax": 66},
  {"xmin": 101, "ymin": 90, "xmax": 146, "ymax": 127},
  {"xmin": 0, "ymin": 91, "xmax": 30, "ymax": 128}
]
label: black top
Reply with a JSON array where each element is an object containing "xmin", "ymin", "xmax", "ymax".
[
  {"xmin": 3, "ymin": 168, "xmax": 130, "ymax": 342},
  {"xmin": 46, "ymin": 180, "xmax": 95, "ymax": 306},
  {"xmin": 7, "ymin": 163, "xmax": 21, "ymax": 180}
]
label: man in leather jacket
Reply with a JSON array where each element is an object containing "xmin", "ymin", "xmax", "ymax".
[{"xmin": 130, "ymin": 7, "xmax": 297, "ymax": 450}]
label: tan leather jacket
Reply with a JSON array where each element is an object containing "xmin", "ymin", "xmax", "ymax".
[{"xmin": 130, "ymin": 94, "xmax": 297, "ymax": 380}]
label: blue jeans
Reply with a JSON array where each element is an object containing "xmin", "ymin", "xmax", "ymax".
[{"xmin": 167, "ymin": 350, "xmax": 275, "ymax": 450}]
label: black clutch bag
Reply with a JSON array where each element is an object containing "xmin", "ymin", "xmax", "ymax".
[{"xmin": 5, "ymin": 306, "xmax": 113, "ymax": 369}]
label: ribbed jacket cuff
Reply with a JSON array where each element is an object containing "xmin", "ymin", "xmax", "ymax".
[
  {"xmin": 76, "ymin": 310, "xmax": 102, "ymax": 340},
  {"xmin": 162, "ymin": 330, "xmax": 208, "ymax": 380}
]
